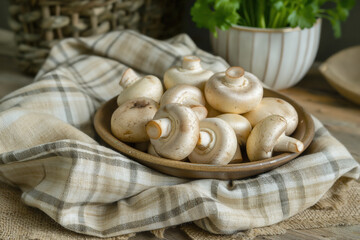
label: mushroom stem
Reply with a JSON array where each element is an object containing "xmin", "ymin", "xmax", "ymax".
[
  {"xmin": 197, "ymin": 130, "xmax": 214, "ymax": 151},
  {"xmin": 274, "ymin": 134, "xmax": 304, "ymax": 153},
  {"xmin": 146, "ymin": 118, "xmax": 172, "ymax": 140},
  {"xmin": 182, "ymin": 56, "xmax": 201, "ymax": 70},
  {"xmin": 224, "ymin": 66, "xmax": 246, "ymax": 86},
  {"xmin": 119, "ymin": 68, "xmax": 139, "ymax": 88}
]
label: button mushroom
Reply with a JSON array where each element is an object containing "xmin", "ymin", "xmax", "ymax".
[
  {"xmin": 216, "ymin": 114, "xmax": 252, "ymax": 164},
  {"xmin": 204, "ymin": 66, "xmax": 263, "ymax": 114},
  {"xmin": 160, "ymin": 84, "xmax": 207, "ymax": 120},
  {"xmin": 164, "ymin": 55, "xmax": 214, "ymax": 90},
  {"xmin": 243, "ymin": 97, "xmax": 299, "ymax": 135},
  {"xmin": 230, "ymin": 144, "xmax": 243, "ymax": 164},
  {"xmin": 188, "ymin": 118, "xmax": 238, "ymax": 165},
  {"xmin": 145, "ymin": 103, "xmax": 199, "ymax": 160},
  {"xmin": 246, "ymin": 115, "xmax": 304, "ymax": 162},
  {"xmin": 205, "ymin": 102, "xmax": 222, "ymax": 118},
  {"xmin": 117, "ymin": 68, "xmax": 163, "ymax": 106},
  {"xmin": 111, "ymin": 97, "xmax": 159, "ymax": 143},
  {"xmin": 216, "ymin": 114, "xmax": 252, "ymax": 146}
]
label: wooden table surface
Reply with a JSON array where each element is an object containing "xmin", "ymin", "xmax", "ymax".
[{"xmin": 0, "ymin": 29, "xmax": 359, "ymax": 240}]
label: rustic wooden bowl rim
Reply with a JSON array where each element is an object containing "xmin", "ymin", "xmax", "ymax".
[{"xmin": 94, "ymin": 88, "xmax": 315, "ymax": 179}]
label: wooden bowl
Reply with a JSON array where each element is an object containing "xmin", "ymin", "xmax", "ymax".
[
  {"xmin": 94, "ymin": 89, "xmax": 314, "ymax": 180},
  {"xmin": 320, "ymin": 45, "xmax": 360, "ymax": 105}
]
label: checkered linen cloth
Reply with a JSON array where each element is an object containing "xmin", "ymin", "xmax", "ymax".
[{"xmin": 0, "ymin": 30, "xmax": 359, "ymax": 238}]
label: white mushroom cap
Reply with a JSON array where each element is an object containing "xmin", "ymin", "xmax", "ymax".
[
  {"xmin": 243, "ymin": 97, "xmax": 299, "ymax": 135},
  {"xmin": 205, "ymin": 102, "xmax": 222, "ymax": 117},
  {"xmin": 188, "ymin": 118, "xmax": 238, "ymax": 165},
  {"xmin": 204, "ymin": 66, "xmax": 263, "ymax": 114},
  {"xmin": 146, "ymin": 103, "xmax": 199, "ymax": 160},
  {"xmin": 216, "ymin": 114, "xmax": 252, "ymax": 145},
  {"xmin": 111, "ymin": 98, "xmax": 159, "ymax": 143},
  {"xmin": 117, "ymin": 68, "xmax": 163, "ymax": 106},
  {"xmin": 164, "ymin": 56, "xmax": 214, "ymax": 90},
  {"xmin": 160, "ymin": 84, "xmax": 207, "ymax": 120},
  {"xmin": 246, "ymin": 115, "xmax": 304, "ymax": 162}
]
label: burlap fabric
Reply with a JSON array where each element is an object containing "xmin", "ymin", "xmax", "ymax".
[{"xmin": 0, "ymin": 30, "xmax": 359, "ymax": 239}]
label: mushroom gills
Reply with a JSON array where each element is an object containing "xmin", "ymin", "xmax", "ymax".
[
  {"xmin": 146, "ymin": 103, "xmax": 200, "ymax": 161},
  {"xmin": 189, "ymin": 118, "xmax": 238, "ymax": 165}
]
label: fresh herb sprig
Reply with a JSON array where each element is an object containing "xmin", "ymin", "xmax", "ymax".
[{"xmin": 191, "ymin": 0, "xmax": 356, "ymax": 37}]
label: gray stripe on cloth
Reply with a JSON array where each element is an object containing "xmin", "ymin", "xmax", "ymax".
[
  {"xmin": 46, "ymin": 72, "xmax": 100, "ymax": 124},
  {"xmin": 249, "ymin": 179, "xmax": 270, "ymax": 224},
  {"xmin": 53, "ymin": 74, "xmax": 74, "ymax": 124},
  {"xmin": 78, "ymin": 147, "xmax": 102, "ymax": 226},
  {"xmin": 157, "ymin": 187, "xmax": 168, "ymax": 222},
  {"xmin": 68, "ymin": 62, "xmax": 104, "ymax": 103},
  {"xmin": 271, "ymin": 173, "xmax": 290, "ymax": 218},
  {"xmin": 167, "ymin": 187, "xmax": 179, "ymax": 221},
  {"xmin": 56, "ymin": 155, "xmax": 77, "ymax": 223},
  {"xmin": 47, "ymin": 54, "xmax": 103, "ymax": 105},
  {"xmin": 125, "ymin": 31, "xmax": 182, "ymax": 69},
  {"xmin": 322, "ymin": 149, "xmax": 340, "ymax": 179},
  {"xmin": 86, "ymin": 64, "xmax": 126, "ymax": 88},
  {"xmin": 27, "ymin": 189, "xmax": 113, "ymax": 210},
  {"xmin": 291, "ymin": 169, "xmax": 306, "ymax": 209},
  {"xmin": 49, "ymin": 55, "xmax": 60, "ymax": 65},
  {"xmin": 66, "ymin": 197, "xmax": 214, "ymax": 235},
  {"xmin": 197, "ymin": 181, "xmax": 222, "ymax": 233},
  {"xmin": 0, "ymin": 141, "xmax": 161, "ymax": 176},
  {"xmin": 124, "ymin": 159, "xmax": 138, "ymax": 197},
  {"xmin": 237, "ymin": 182, "xmax": 249, "ymax": 210},
  {"xmin": 0, "ymin": 86, "xmax": 87, "ymax": 106},
  {"xmin": 91, "ymin": 32, "xmax": 108, "ymax": 50},
  {"xmin": 211, "ymin": 180, "xmax": 219, "ymax": 199},
  {"xmin": 58, "ymin": 41, "xmax": 69, "ymax": 59},
  {"xmin": 105, "ymin": 32, "xmax": 125, "ymax": 56}
]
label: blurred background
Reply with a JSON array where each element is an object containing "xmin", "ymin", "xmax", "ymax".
[{"xmin": 0, "ymin": 0, "xmax": 359, "ymax": 63}]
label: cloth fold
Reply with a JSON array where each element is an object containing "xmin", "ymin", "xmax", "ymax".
[{"xmin": 0, "ymin": 30, "xmax": 359, "ymax": 238}]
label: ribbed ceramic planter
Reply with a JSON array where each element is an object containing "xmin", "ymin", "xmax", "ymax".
[{"xmin": 211, "ymin": 19, "xmax": 322, "ymax": 89}]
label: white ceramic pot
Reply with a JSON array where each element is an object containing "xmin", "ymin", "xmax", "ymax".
[{"xmin": 211, "ymin": 19, "xmax": 322, "ymax": 89}]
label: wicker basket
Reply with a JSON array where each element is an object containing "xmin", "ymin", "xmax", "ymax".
[{"xmin": 8, "ymin": 0, "xmax": 185, "ymax": 75}]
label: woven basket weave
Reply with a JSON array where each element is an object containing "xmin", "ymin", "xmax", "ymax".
[{"xmin": 8, "ymin": 0, "xmax": 185, "ymax": 75}]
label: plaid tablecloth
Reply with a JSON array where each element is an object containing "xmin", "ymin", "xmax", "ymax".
[{"xmin": 0, "ymin": 30, "xmax": 359, "ymax": 238}]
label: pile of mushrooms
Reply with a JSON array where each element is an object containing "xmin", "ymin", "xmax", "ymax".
[{"xmin": 111, "ymin": 56, "xmax": 304, "ymax": 165}]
